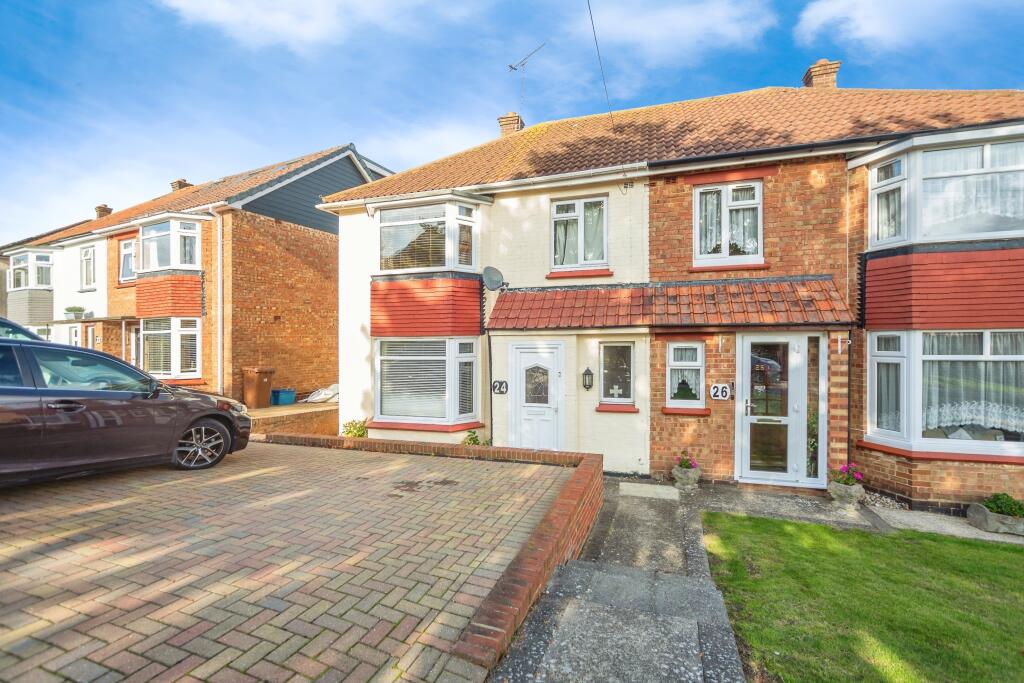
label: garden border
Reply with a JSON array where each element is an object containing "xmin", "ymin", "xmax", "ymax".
[{"xmin": 255, "ymin": 433, "xmax": 604, "ymax": 670}]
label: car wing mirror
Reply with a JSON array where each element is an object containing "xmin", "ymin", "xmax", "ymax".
[{"xmin": 146, "ymin": 379, "xmax": 162, "ymax": 399}]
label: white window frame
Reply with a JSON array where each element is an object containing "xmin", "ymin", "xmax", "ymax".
[
  {"xmin": 137, "ymin": 219, "xmax": 202, "ymax": 273},
  {"xmin": 692, "ymin": 180, "xmax": 764, "ymax": 266},
  {"xmin": 119, "ymin": 238, "xmax": 137, "ymax": 282},
  {"xmin": 666, "ymin": 342, "xmax": 705, "ymax": 408},
  {"xmin": 141, "ymin": 317, "xmax": 202, "ymax": 379},
  {"xmin": 376, "ymin": 202, "xmax": 479, "ymax": 275},
  {"xmin": 6, "ymin": 251, "xmax": 53, "ymax": 291},
  {"xmin": 85, "ymin": 326, "xmax": 96, "ymax": 349},
  {"xmin": 867, "ymin": 332, "xmax": 907, "ymax": 438},
  {"xmin": 867, "ymin": 329, "xmax": 1024, "ymax": 457},
  {"xmin": 599, "ymin": 342, "xmax": 634, "ymax": 405},
  {"xmin": 373, "ymin": 337, "xmax": 479, "ymax": 424},
  {"xmin": 867, "ymin": 135, "xmax": 1024, "ymax": 249},
  {"xmin": 868, "ymin": 156, "xmax": 908, "ymax": 247},
  {"xmin": 80, "ymin": 247, "xmax": 96, "ymax": 290},
  {"xmin": 550, "ymin": 196, "xmax": 609, "ymax": 272},
  {"xmin": 69, "ymin": 326, "xmax": 80, "ymax": 347}
]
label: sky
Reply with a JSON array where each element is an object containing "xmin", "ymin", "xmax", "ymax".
[{"xmin": 1, "ymin": 0, "xmax": 1023, "ymax": 245}]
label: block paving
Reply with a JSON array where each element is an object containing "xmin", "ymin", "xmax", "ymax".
[{"xmin": 0, "ymin": 443, "xmax": 571, "ymax": 682}]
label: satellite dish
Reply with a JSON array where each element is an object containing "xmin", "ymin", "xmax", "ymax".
[{"xmin": 482, "ymin": 266, "xmax": 507, "ymax": 291}]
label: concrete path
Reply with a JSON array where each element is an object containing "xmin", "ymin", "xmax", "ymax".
[
  {"xmin": 871, "ymin": 507, "xmax": 1024, "ymax": 545},
  {"xmin": 490, "ymin": 480, "xmax": 744, "ymax": 683}
]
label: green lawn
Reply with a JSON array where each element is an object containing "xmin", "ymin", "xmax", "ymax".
[{"xmin": 702, "ymin": 512, "xmax": 1024, "ymax": 682}]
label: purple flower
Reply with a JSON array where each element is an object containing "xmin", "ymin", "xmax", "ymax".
[
  {"xmin": 854, "ymin": 472, "xmax": 864, "ymax": 481},
  {"xmin": 839, "ymin": 465, "xmax": 848, "ymax": 474}
]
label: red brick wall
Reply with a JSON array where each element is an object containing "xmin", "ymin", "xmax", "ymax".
[
  {"xmin": 864, "ymin": 248, "xmax": 1024, "ymax": 329},
  {"xmin": 649, "ymin": 155, "xmax": 857, "ymax": 303},
  {"xmin": 136, "ymin": 274, "xmax": 203, "ymax": 318},
  {"xmin": 371, "ymin": 277, "xmax": 481, "ymax": 337},
  {"xmin": 107, "ymin": 231, "xmax": 138, "ymax": 319},
  {"xmin": 225, "ymin": 210, "xmax": 338, "ymax": 400},
  {"xmin": 251, "ymin": 408, "xmax": 339, "ymax": 436}
]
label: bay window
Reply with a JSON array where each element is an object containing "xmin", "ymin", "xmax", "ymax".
[
  {"xmin": 80, "ymin": 247, "xmax": 95, "ymax": 289},
  {"xmin": 600, "ymin": 342, "xmax": 633, "ymax": 404},
  {"xmin": 868, "ymin": 330, "xmax": 1024, "ymax": 455},
  {"xmin": 666, "ymin": 342, "xmax": 705, "ymax": 408},
  {"xmin": 552, "ymin": 197, "xmax": 607, "ymax": 270},
  {"xmin": 694, "ymin": 181, "xmax": 762, "ymax": 265},
  {"xmin": 375, "ymin": 338, "xmax": 477, "ymax": 423},
  {"xmin": 139, "ymin": 220, "xmax": 201, "ymax": 272},
  {"xmin": 378, "ymin": 202, "xmax": 477, "ymax": 272},
  {"xmin": 142, "ymin": 317, "xmax": 201, "ymax": 378},
  {"xmin": 7, "ymin": 251, "xmax": 52, "ymax": 291},
  {"xmin": 867, "ymin": 135, "xmax": 1024, "ymax": 247}
]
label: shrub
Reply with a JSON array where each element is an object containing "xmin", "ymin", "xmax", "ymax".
[
  {"xmin": 830, "ymin": 462, "xmax": 864, "ymax": 486},
  {"xmin": 341, "ymin": 419, "xmax": 368, "ymax": 438},
  {"xmin": 461, "ymin": 430, "xmax": 481, "ymax": 446},
  {"xmin": 983, "ymin": 493, "xmax": 1024, "ymax": 518}
]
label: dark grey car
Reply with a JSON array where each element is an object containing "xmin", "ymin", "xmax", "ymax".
[{"xmin": 0, "ymin": 336, "xmax": 251, "ymax": 487}]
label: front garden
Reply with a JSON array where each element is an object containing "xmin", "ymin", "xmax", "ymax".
[{"xmin": 703, "ymin": 512, "xmax": 1024, "ymax": 682}]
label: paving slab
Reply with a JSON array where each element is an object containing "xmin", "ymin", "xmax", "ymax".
[
  {"xmin": 871, "ymin": 507, "xmax": 1024, "ymax": 545},
  {"xmin": 0, "ymin": 443, "xmax": 569, "ymax": 682}
]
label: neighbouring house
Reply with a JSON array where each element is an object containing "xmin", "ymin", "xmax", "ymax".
[
  {"xmin": 2, "ymin": 144, "xmax": 389, "ymax": 401},
  {"xmin": 0, "ymin": 221, "xmax": 90, "ymax": 325},
  {"xmin": 321, "ymin": 60, "xmax": 1024, "ymax": 512}
]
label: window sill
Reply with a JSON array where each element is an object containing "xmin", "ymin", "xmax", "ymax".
[
  {"xmin": 690, "ymin": 263, "xmax": 768, "ymax": 273},
  {"xmin": 368, "ymin": 420, "xmax": 484, "ymax": 433},
  {"xmin": 856, "ymin": 439, "xmax": 1024, "ymax": 465},
  {"xmin": 77, "ymin": 288, "xmax": 97, "ymax": 293},
  {"xmin": 116, "ymin": 280, "xmax": 137, "ymax": 288},
  {"xmin": 661, "ymin": 406, "xmax": 711, "ymax": 416},
  {"xmin": 596, "ymin": 403, "xmax": 639, "ymax": 413},
  {"xmin": 546, "ymin": 268, "xmax": 614, "ymax": 279}
]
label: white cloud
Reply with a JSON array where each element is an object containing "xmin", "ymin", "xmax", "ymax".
[
  {"xmin": 156, "ymin": 0, "xmax": 483, "ymax": 52},
  {"xmin": 795, "ymin": 0, "xmax": 1018, "ymax": 52},
  {"xmin": 584, "ymin": 0, "xmax": 777, "ymax": 67},
  {"xmin": 361, "ymin": 118, "xmax": 496, "ymax": 172}
]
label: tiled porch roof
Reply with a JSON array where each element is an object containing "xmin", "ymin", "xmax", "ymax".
[{"xmin": 486, "ymin": 276, "xmax": 854, "ymax": 330}]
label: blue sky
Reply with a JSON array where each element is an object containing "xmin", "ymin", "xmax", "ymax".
[{"xmin": 1, "ymin": 0, "xmax": 1023, "ymax": 244}]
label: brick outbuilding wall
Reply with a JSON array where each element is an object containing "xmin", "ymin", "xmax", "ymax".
[{"xmin": 224, "ymin": 210, "xmax": 338, "ymax": 401}]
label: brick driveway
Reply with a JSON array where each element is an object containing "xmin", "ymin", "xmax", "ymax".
[{"xmin": 0, "ymin": 443, "xmax": 571, "ymax": 682}]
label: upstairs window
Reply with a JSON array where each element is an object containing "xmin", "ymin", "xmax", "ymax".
[
  {"xmin": 871, "ymin": 158, "xmax": 906, "ymax": 244},
  {"xmin": 7, "ymin": 253, "xmax": 49, "ymax": 291},
  {"xmin": 80, "ymin": 247, "xmax": 95, "ymax": 290},
  {"xmin": 139, "ymin": 220, "xmax": 201, "ymax": 272},
  {"xmin": 120, "ymin": 239, "xmax": 136, "ymax": 281},
  {"xmin": 551, "ymin": 197, "xmax": 607, "ymax": 270},
  {"xmin": 694, "ymin": 181, "xmax": 763, "ymax": 265},
  {"xmin": 378, "ymin": 203, "xmax": 477, "ymax": 272},
  {"xmin": 921, "ymin": 142, "xmax": 1024, "ymax": 239}
]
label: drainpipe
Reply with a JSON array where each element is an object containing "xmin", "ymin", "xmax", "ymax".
[{"xmin": 847, "ymin": 329, "xmax": 854, "ymax": 465}]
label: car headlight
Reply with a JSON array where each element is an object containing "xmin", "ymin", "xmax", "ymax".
[{"xmin": 217, "ymin": 400, "xmax": 248, "ymax": 415}]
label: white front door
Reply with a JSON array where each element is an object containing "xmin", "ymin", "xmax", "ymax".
[
  {"xmin": 511, "ymin": 343, "xmax": 563, "ymax": 450},
  {"xmin": 738, "ymin": 333, "xmax": 826, "ymax": 486}
]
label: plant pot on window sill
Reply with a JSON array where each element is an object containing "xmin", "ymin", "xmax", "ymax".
[
  {"xmin": 828, "ymin": 481, "xmax": 865, "ymax": 507},
  {"xmin": 672, "ymin": 465, "xmax": 701, "ymax": 492},
  {"xmin": 966, "ymin": 503, "xmax": 1024, "ymax": 536}
]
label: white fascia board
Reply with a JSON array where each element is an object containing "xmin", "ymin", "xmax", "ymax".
[
  {"xmin": 361, "ymin": 158, "xmax": 393, "ymax": 177},
  {"xmin": 235, "ymin": 150, "xmax": 367, "ymax": 208},
  {"xmin": 848, "ymin": 122, "xmax": 1024, "ymax": 169},
  {"xmin": 318, "ymin": 189, "xmax": 495, "ymax": 214},
  {"xmin": 53, "ymin": 210, "xmax": 216, "ymax": 246},
  {"xmin": 1, "ymin": 245, "xmax": 56, "ymax": 257}
]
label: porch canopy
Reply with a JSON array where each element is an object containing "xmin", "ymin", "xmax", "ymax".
[{"xmin": 487, "ymin": 276, "xmax": 853, "ymax": 330}]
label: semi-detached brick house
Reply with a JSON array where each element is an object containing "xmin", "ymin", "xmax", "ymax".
[
  {"xmin": 3, "ymin": 145, "xmax": 389, "ymax": 401},
  {"xmin": 321, "ymin": 59, "xmax": 1024, "ymax": 512}
]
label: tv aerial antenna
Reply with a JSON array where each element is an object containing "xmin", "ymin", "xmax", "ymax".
[{"xmin": 508, "ymin": 42, "xmax": 545, "ymax": 114}]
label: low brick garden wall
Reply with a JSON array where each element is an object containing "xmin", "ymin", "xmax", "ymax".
[
  {"xmin": 249, "ymin": 407, "xmax": 338, "ymax": 436},
  {"xmin": 256, "ymin": 433, "xmax": 604, "ymax": 671}
]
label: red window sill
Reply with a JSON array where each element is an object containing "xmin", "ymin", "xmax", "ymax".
[
  {"xmin": 546, "ymin": 268, "xmax": 614, "ymax": 279},
  {"xmin": 164, "ymin": 378, "xmax": 205, "ymax": 386},
  {"xmin": 367, "ymin": 420, "xmax": 484, "ymax": 433},
  {"xmin": 856, "ymin": 439, "xmax": 1024, "ymax": 466},
  {"xmin": 661, "ymin": 407, "xmax": 711, "ymax": 416},
  {"xmin": 689, "ymin": 263, "xmax": 769, "ymax": 273},
  {"xmin": 116, "ymin": 280, "xmax": 137, "ymax": 289},
  {"xmin": 596, "ymin": 403, "xmax": 639, "ymax": 413}
]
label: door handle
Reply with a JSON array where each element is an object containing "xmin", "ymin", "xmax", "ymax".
[{"xmin": 46, "ymin": 400, "xmax": 86, "ymax": 413}]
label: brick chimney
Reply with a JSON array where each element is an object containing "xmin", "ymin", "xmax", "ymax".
[
  {"xmin": 170, "ymin": 178, "xmax": 193, "ymax": 191},
  {"xmin": 95, "ymin": 204, "xmax": 112, "ymax": 218},
  {"xmin": 802, "ymin": 59, "xmax": 841, "ymax": 88},
  {"xmin": 498, "ymin": 112, "xmax": 525, "ymax": 136}
]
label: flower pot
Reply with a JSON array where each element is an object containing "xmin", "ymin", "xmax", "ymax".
[
  {"xmin": 64, "ymin": 312, "xmax": 76, "ymax": 320},
  {"xmin": 828, "ymin": 481, "xmax": 864, "ymax": 507},
  {"xmin": 672, "ymin": 465, "xmax": 701, "ymax": 492},
  {"xmin": 966, "ymin": 503, "xmax": 1024, "ymax": 536}
]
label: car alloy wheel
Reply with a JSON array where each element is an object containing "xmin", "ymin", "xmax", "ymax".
[{"xmin": 175, "ymin": 421, "xmax": 228, "ymax": 469}]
